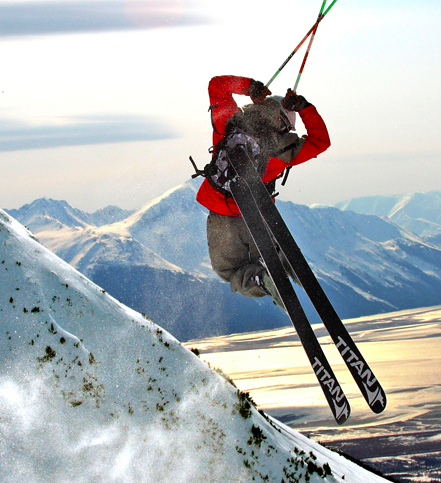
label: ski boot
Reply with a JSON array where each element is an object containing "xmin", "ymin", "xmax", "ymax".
[{"xmin": 256, "ymin": 272, "xmax": 286, "ymax": 311}]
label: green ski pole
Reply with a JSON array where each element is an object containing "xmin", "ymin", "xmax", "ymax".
[
  {"xmin": 266, "ymin": 0, "xmax": 338, "ymax": 88},
  {"xmin": 292, "ymin": 17, "xmax": 321, "ymax": 92},
  {"xmin": 293, "ymin": 0, "xmax": 338, "ymax": 92}
]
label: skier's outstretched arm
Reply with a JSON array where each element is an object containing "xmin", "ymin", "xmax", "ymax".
[{"xmin": 208, "ymin": 76, "xmax": 270, "ymax": 140}]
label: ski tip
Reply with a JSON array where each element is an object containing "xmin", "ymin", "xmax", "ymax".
[
  {"xmin": 336, "ymin": 415, "xmax": 350, "ymax": 425},
  {"xmin": 333, "ymin": 398, "xmax": 351, "ymax": 425},
  {"xmin": 364, "ymin": 383, "xmax": 387, "ymax": 414},
  {"xmin": 370, "ymin": 390, "xmax": 387, "ymax": 414}
]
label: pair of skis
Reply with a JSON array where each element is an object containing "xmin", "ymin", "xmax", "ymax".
[{"xmin": 227, "ymin": 147, "xmax": 386, "ymax": 425}]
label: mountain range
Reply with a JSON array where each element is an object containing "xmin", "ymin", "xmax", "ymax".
[
  {"xmin": 6, "ymin": 184, "xmax": 441, "ymax": 341},
  {"xmin": 0, "ymin": 208, "xmax": 389, "ymax": 482},
  {"xmin": 333, "ymin": 190, "xmax": 441, "ymax": 244}
]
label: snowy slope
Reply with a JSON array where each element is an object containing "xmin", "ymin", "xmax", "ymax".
[
  {"xmin": 0, "ymin": 209, "xmax": 388, "ymax": 482},
  {"xmin": 119, "ymin": 180, "xmax": 210, "ymax": 277},
  {"xmin": 35, "ymin": 222, "xmax": 184, "ymax": 277}
]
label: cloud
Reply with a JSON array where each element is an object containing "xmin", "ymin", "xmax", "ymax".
[
  {"xmin": 0, "ymin": 0, "xmax": 212, "ymax": 37},
  {"xmin": 0, "ymin": 114, "xmax": 180, "ymax": 151}
]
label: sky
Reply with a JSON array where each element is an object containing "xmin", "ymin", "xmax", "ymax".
[{"xmin": 0, "ymin": 0, "xmax": 440, "ymax": 212}]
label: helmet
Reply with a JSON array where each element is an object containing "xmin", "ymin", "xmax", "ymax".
[{"xmin": 270, "ymin": 95, "xmax": 296, "ymax": 131}]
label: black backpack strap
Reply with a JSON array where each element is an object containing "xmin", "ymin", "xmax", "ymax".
[
  {"xmin": 281, "ymin": 166, "xmax": 292, "ymax": 186},
  {"xmin": 273, "ymin": 141, "xmax": 300, "ymax": 158},
  {"xmin": 208, "ymin": 103, "xmax": 221, "ymax": 135},
  {"xmin": 189, "ymin": 156, "xmax": 206, "ymax": 179}
]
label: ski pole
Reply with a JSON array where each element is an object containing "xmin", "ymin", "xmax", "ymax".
[
  {"xmin": 265, "ymin": 0, "xmax": 338, "ymax": 88},
  {"xmin": 293, "ymin": 0, "xmax": 336, "ymax": 92},
  {"xmin": 265, "ymin": 22, "xmax": 319, "ymax": 88},
  {"xmin": 292, "ymin": 19, "xmax": 320, "ymax": 92}
]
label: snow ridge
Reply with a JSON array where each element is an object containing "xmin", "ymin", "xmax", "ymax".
[{"xmin": 0, "ymin": 209, "xmax": 388, "ymax": 482}]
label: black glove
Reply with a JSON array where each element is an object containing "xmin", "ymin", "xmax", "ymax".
[
  {"xmin": 282, "ymin": 89, "xmax": 312, "ymax": 112},
  {"xmin": 249, "ymin": 79, "xmax": 271, "ymax": 103}
]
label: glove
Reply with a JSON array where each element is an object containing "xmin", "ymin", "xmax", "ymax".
[
  {"xmin": 249, "ymin": 79, "xmax": 271, "ymax": 104},
  {"xmin": 282, "ymin": 88, "xmax": 312, "ymax": 112}
]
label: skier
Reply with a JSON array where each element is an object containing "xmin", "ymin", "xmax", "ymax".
[{"xmin": 196, "ymin": 75, "xmax": 330, "ymax": 306}]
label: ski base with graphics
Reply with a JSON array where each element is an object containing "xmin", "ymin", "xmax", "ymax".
[
  {"xmin": 227, "ymin": 146, "xmax": 386, "ymax": 419},
  {"xmin": 230, "ymin": 174, "xmax": 350, "ymax": 425}
]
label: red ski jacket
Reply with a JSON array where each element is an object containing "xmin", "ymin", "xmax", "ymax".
[{"xmin": 196, "ymin": 75, "xmax": 331, "ymax": 216}]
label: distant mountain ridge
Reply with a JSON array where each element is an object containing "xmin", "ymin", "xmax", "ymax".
[
  {"xmin": 5, "ymin": 183, "xmax": 287, "ymax": 340},
  {"xmin": 334, "ymin": 191, "xmax": 441, "ymax": 242},
  {"xmin": 6, "ymin": 184, "xmax": 441, "ymax": 340},
  {"xmin": 6, "ymin": 197, "xmax": 135, "ymax": 231}
]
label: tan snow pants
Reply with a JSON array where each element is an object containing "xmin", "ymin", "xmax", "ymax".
[{"xmin": 207, "ymin": 211, "xmax": 267, "ymax": 298}]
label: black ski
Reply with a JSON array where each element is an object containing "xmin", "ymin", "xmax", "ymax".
[
  {"xmin": 228, "ymin": 150, "xmax": 387, "ymax": 415},
  {"xmin": 230, "ymin": 175, "xmax": 350, "ymax": 425}
]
